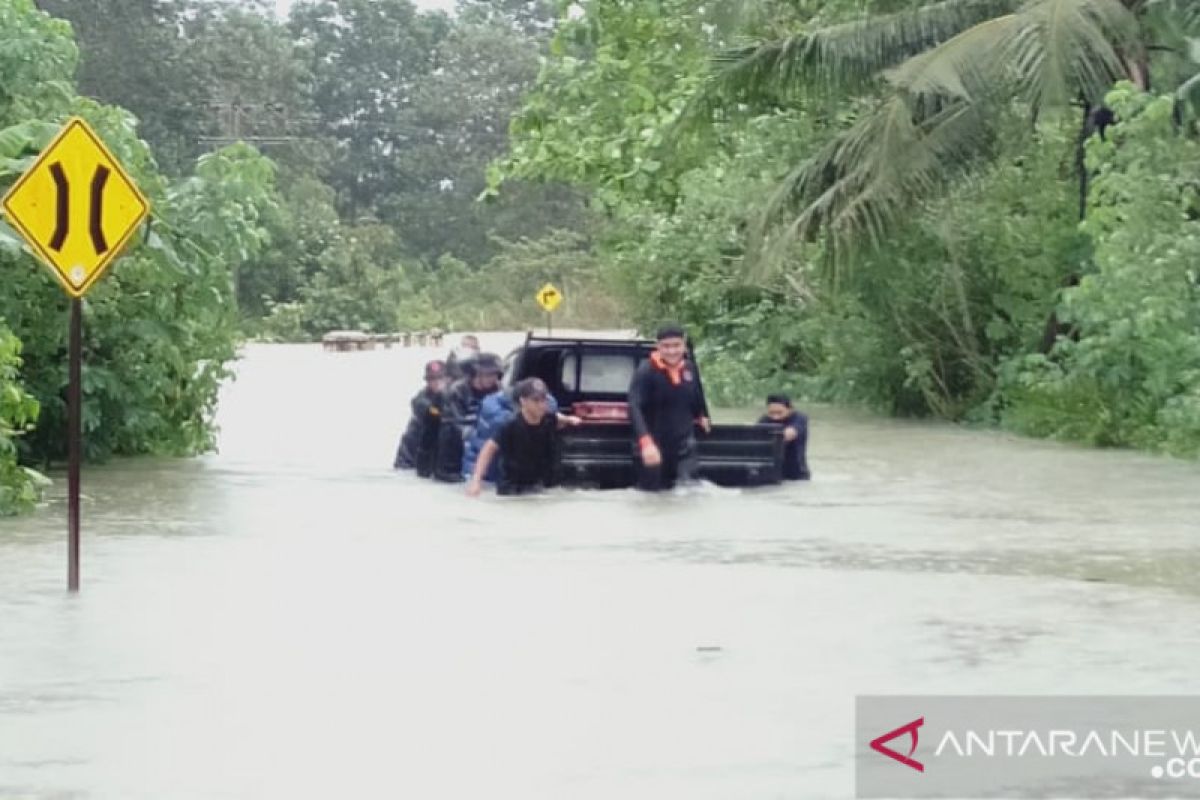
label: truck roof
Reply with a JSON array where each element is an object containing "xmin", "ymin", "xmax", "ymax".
[
  {"xmin": 520, "ymin": 333, "xmax": 656, "ymax": 349},
  {"xmin": 504, "ymin": 332, "xmax": 701, "ymax": 409}
]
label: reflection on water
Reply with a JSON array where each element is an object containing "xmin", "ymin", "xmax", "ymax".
[{"xmin": 2, "ymin": 336, "xmax": 1199, "ymax": 798}]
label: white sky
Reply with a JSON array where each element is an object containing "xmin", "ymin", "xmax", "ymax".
[{"xmin": 273, "ymin": 0, "xmax": 457, "ymax": 16}]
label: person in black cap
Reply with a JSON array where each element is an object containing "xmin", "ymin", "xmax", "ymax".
[
  {"xmin": 393, "ymin": 359, "xmax": 448, "ymax": 476},
  {"xmin": 433, "ymin": 351, "xmax": 504, "ymax": 482},
  {"xmin": 759, "ymin": 394, "xmax": 811, "ymax": 480},
  {"xmin": 466, "ymin": 378, "xmax": 577, "ymax": 496},
  {"xmin": 627, "ymin": 323, "xmax": 711, "ymax": 491}
]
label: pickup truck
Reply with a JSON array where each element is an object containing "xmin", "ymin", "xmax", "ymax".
[{"xmin": 500, "ymin": 334, "xmax": 785, "ymax": 488}]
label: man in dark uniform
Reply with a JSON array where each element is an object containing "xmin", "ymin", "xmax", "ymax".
[
  {"xmin": 759, "ymin": 394, "xmax": 811, "ymax": 481},
  {"xmin": 433, "ymin": 352, "xmax": 503, "ymax": 482},
  {"xmin": 628, "ymin": 324, "xmax": 711, "ymax": 492},
  {"xmin": 393, "ymin": 360, "xmax": 447, "ymax": 476}
]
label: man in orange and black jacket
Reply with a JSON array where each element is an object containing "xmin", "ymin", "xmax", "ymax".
[{"xmin": 627, "ymin": 324, "xmax": 711, "ymax": 492}]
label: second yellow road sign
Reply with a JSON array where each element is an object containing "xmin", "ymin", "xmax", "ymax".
[
  {"xmin": 536, "ymin": 282, "xmax": 563, "ymax": 312},
  {"xmin": 2, "ymin": 117, "xmax": 150, "ymax": 298}
]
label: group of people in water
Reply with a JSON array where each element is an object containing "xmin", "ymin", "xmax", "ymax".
[
  {"xmin": 393, "ymin": 326, "xmax": 810, "ymax": 496},
  {"xmin": 391, "ymin": 334, "xmax": 579, "ymax": 495}
]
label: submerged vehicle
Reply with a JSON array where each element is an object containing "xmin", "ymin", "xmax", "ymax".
[{"xmin": 502, "ymin": 334, "xmax": 785, "ymax": 488}]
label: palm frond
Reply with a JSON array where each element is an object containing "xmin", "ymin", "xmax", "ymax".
[
  {"xmin": 884, "ymin": 15, "xmax": 1020, "ymax": 100},
  {"xmin": 1182, "ymin": 3, "xmax": 1200, "ymax": 34},
  {"xmin": 1003, "ymin": 0, "xmax": 1139, "ymax": 112},
  {"xmin": 1178, "ymin": 69, "xmax": 1200, "ymax": 114},
  {"xmin": 1146, "ymin": 0, "xmax": 1200, "ymax": 35},
  {"xmin": 694, "ymin": 0, "xmax": 1020, "ymax": 112},
  {"xmin": 885, "ymin": 0, "xmax": 1137, "ymax": 110},
  {"xmin": 748, "ymin": 93, "xmax": 996, "ymax": 270},
  {"xmin": 742, "ymin": 0, "xmax": 1142, "ymax": 262}
]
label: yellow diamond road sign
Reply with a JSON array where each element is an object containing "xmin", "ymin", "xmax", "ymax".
[
  {"xmin": 2, "ymin": 117, "xmax": 150, "ymax": 298},
  {"xmin": 537, "ymin": 282, "xmax": 562, "ymax": 312}
]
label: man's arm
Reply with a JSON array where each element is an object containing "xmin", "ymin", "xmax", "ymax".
[
  {"xmin": 690, "ymin": 357, "xmax": 711, "ymax": 421},
  {"xmin": 690, "ymin": 368, "xmax": 711, "ymax": 431},
  {"xmin": 466, "ymin": 439, "xmax": 500, "ymax": 497},
  {"xmin": 445, "ymin": 384, "xmax": 472, "ymax": 433},
  {"xmin": 792, "ymin": 413, "xmax": 811, "ymax": 478}
]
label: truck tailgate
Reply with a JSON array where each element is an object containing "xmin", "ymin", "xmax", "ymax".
[{"xmin": 559, "ymin": 423, "xmax": 784, "ymax": 488}]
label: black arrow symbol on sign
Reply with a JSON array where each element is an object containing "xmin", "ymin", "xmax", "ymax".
[
  {"xmin": 49, "ymin": 162, "xmax": 69, "ymax": 252},
  {"xmin": 541, "ymin": 289, "xmax": 556, "ymax": 304},
  {"xmin": 90, "ymin": 165, "xmax": 110, "ymax": 255}
]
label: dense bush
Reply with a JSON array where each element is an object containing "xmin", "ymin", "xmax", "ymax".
[
  {"xmin": 0, "ymin": 0, "xmax": 278, "ymax": 504},
  {"xmin": 999, "ymin": 89, "xmax": 1200, "ymax": 457},
  {"xmin": 494, "ymin": 0, "xmax": 1200, "ymax": 460}
]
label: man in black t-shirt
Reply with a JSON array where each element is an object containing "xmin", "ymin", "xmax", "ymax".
[
  {"xmin": 628, "ymin": 324, "xmax": 711, "ymax": 492},
  {"xmin": 466, "ymin": 378, "xmax": 581, "ymax": 497}
]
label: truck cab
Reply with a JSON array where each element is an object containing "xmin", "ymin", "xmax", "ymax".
[{"xmin": 502, "ymin": 334, "xmax": 784, "ymax": 488}]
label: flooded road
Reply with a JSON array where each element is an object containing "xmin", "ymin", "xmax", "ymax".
[{"xmin": 2, "ymin": 336, "xmax": 1200, "ymax": 799}]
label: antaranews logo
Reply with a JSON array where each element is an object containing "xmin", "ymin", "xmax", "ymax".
[
  {"xmin": 869, "ymin": 717, "xmax": 925, "ymax": 773},
  {"xmin": 857, "ymin": 696, "xmax": 1200, "ymax": 799}
]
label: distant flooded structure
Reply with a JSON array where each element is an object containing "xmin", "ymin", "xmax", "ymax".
[{"xmin": 321, "ymin": 330, "xmax": 444, "ymax": 352}]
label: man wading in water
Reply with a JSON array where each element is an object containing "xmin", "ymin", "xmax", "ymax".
[
  {"xmin": 628, "ymin": 324, "xmax": 711, "ymax": 492},
  {"xmin": 466, "ymin": 378, "xmax": 580, "ymax": 496}
]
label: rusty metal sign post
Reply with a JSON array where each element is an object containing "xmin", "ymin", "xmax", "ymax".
[{"xmin": 1, "ymin": 117, "xmax": 151, "ymax": 592}]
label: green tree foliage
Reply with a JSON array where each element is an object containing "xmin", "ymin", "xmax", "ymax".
[
  {"xmin": 298, "ymin": 222, "xmax": 416, "ymax": 335},
  {"xmin": 496, "ymin": 0, "xmax": 1200, "ymax": 460},
  {"xmin": 1, "ymin": 113, "xmax": 278, "ymax": 464},
  {"xmin": 289, "ymin": 0, "xmax": 452, "ymax": 218},
  {"xmin": 0, "ymin": 323, "xmax": 41, "ymax": 515},
  {"xmin": 695, "ymin": 0, "xmax": 1200, "ymax": 255},
  {"xmin": 35, "ymin": 0, "xmax": 215, "ymax": 173},
  {"xmin": 488, "ymin": 0, "xmax": 722, "ymax": 209},
  {"xmin": 385, "ymin": 16, "xmax": 588, "ymax": 264},
  {"xmin": 1, "ymin": 0, "xmax": 77, "ymax": 122},
  {"xmin": 36, "ymin": 0, "xmax": 609, "ymax": 339},
  {"xmin": 183, "ymin": 2, "xmax": 315, "ymax": 149},
  {"xmin": 1000, "ymin": 88, "xmax": 1200, "ymax": 456},
  {"xmin": 286, "ymin": 0, "xmax": 587, "ymax": 268},
  {"xmin": 457, "ymin": 0, "xmax": 558, "ymax": 36},
  {"xmin": 240, "ymin": 174, "xmax": 342, "ymax": 322},
  {"xmin": 424, "ymin": 229, "xmax": 622, "ymax": 330},
  {"xmin": 1, "ymin": 0, "xmax": 278, "ymax": 501}
]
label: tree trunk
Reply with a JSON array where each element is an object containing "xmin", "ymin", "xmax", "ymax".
[{"xmin": 1041, "ymin": 103, "xmax": 1100, "ymax": 353}]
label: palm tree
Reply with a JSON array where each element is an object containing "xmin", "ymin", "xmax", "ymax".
[{"xmin": 693, "ymin": 0, "xmax": 1200, "ymax": 256}]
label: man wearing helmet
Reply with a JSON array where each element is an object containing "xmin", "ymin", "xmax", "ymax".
[{"xmin": 393, "ymin": 359, "xmax": 448, "ymax": 476}]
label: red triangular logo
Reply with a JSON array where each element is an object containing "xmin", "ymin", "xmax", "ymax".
[{"xmin": 869, "ymin": 717, "xmax": 925, "ymax": 772}]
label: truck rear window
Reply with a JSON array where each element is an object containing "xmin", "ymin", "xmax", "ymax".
[{"xmin": 561, "ymin": 353, "xmax": 640, "ymax": 394}]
